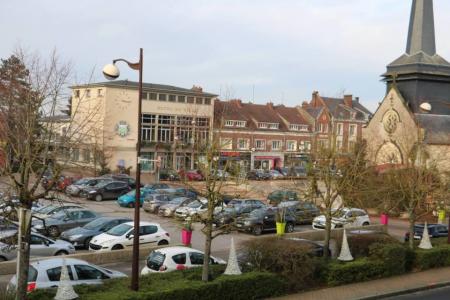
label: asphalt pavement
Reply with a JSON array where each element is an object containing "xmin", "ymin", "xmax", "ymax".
[{"xmin": 385, "ymin": 286, "xmax": 450, "ymax": 300}]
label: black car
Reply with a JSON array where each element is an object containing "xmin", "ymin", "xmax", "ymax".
[
  {"xmin": 246, "ymin": 170, "xmax": 271, "ymax": 180},
  {"xmin": 84, "ymin": 181, "xmax": 131, "ymax": 202},
  {"xmin": 267, "ymin": 190, "xmax": 299, "ymax": 205},
  {"xmin": 101, "ymin": 174, "xmax": 139, "ymax": 189},
  {"xmin": 214, "ymin": 199, "xmax": 267, "ymax": 226},
  {"xmin": 284, "ymin": 238, "xmax": 330, "ymax": 257},
  {"xmin": 60, "ymin": 217, "xmax": 131, "ymax": 249},
  {"xmin": 404, "ymin": 224, "xmax": 448, "ymax": 241},
  {"xmin": 282, "ymin": 201, "xmax": 321, "ymax": 224},
  {"xmin": 236, "ymin": 207, "xmax": 296, "ymax": 235},
  {"xmin": 159, "ymin": 169, "xmax": 180, "ymax": 181}
]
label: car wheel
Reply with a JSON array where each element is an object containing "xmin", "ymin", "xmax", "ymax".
[
  {"xmin": 55, "ymin": 250, "xmax": 68, "ymax": 256},
  {"xmin": 286, "ymin": 223, "xmax": 295, "ymax": 233},
  {"xmin": 158, "ymin": 240, "xmax": 169, "ymax": 246},
  {"xmin": 48, "ymin": 226, "xmax": 60, "ymax": 237},
  {"xmin": 252, "ymin": 225, "xmax": 263, "ymax": 236},
  {"xmin": 0, "ymin": 256, "xmax": 6, "ymax": 262},
  {"xmin": 84, "ymin": 237, "xmax": 92, "ymax": 249},
  {"xmin": 362, "ymin": 222, "xmax": 370, "ymax": 226},
  {"xmin": 111, "ymin": 244, "xmax": 123, "ymax": 250},
  {"xmin": 95, "ymin": 194, "xmax": 103, "ymax": 202},
  {"xmin": 128, "ymin": 202, "xmax": 135, "ymax": 208}
]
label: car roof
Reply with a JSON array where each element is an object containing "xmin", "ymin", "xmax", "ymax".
[
  {"xmin": 32, "ymin": 258, "xmax": 90, "ymax": 268},
  {"xmin": 152, "ymin": 246, "xmax": 202, "ymax": 255},
  {"xmin": 123, "ymin": 221, "xmax": 159, "ymax": 227}
]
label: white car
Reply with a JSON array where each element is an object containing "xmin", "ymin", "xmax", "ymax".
[
  {"xmin": 141, "ymin": 246, "xmax": 226, "ymax": 274},
  {"xmin": 89, "ymin": 221, "xmax": 170, "ymax": 251},
  {"xmin": 8, "ymin": 258, "xmax": 126, "ymax": 292},
  {"xmin": 312, "ymin": 208, "xmax": 370, "ymax": 230},
  {"xmin": 174, "ymin": 198, "xmax": 208, "ymax": 219}
]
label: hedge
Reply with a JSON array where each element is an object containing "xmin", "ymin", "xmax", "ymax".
[
  {"xmin": 414, "ymin": 244, "xmax": 450, "ymax": 270},
  {"xmin": 29, "ymin": 266, "xmax": 287, "ymax": 300},
  {"xmin": 369, "ymin": 243, "xmax": 413, "ymax": 275},
  {"xmin": 325, "ymin": 258, "xmax": 386, "ymax": 286}
]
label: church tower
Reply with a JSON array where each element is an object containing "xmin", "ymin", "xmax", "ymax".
[{"xmin": 383, "ymin": 0, "xmax": 450, "ymax": 115}]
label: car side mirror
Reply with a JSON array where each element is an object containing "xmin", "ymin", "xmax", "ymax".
[
  {"xmin": 127, "ymin": 234, "xmax": 134, "ymax": 240},
  {"xmin": 44, "ymin": 240, "xmax": 50, "ymax": 246}
]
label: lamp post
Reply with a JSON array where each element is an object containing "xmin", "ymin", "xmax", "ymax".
[{"xmin": 102, "ymin": 48, "xmax": 143, "ymax": 291}]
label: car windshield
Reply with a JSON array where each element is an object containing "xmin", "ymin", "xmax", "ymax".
[
  {"xmin": 95, "ymin": 181, "xmax": 109, "ymax": 188},
  {"xmin": 106, "ymin": 224, "xmax": 132, "ymax": 236},
  {"xmin": 334, "ymin": 210, "xmax": 348, "ymax": 218},
  {"xmin": 74, "ymin": 178, "xmax": 90, "ymax": 185},
  {"xmin": 147, "ymin": 251, "xmax": 166, "ymax": 271},
  {"xmin": 249, "ymin": 208, "xmax": 266, "ymax": 218},
  {"xmin": 187, "ymin": 201, "xmax": 201, "ymax": 208},
  {"xmin": 227, "ymin": 200, "xmax": 242, "ymax": 207},
  {"xmin": 83, "ymin": 218, "xmax": 109, "ymax": 230},
  {"xmin": 36, "ymin": 205, "xmax": 57, "ymax": 214},
  {"xmin": 170, "ymin": 198, "xmax": 185, "ymax": 205}
]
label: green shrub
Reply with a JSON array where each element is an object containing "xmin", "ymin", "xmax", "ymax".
[
  {"xmin": 241, "ymin": 237, "xmax": 324, "ymax": 291},
  {"xmin": 369, "ymin": 243, "xmax": 410, "ymax": 276},
  {"xmin": 326, "ymin": 258, "xmax": 386, "ymax": 286},
  {"xmin": 345, "ymin": 233, "xmax": 399, "ymax": 258},
  {"xmin": 414, "ymin": 244, "xmax": 450, "ymax": 270}
]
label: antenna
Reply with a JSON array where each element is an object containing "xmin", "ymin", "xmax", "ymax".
[{"xmin": 252, "ymin": 84, "xmax": 255, "ymax": 102}]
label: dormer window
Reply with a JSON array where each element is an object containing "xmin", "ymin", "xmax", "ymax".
[
  {"xmin": 289, "ymin": 124, "xmax": 309, "ymax": 132},
  {"xmin": 225, "ymin": 120, "xmax": 246, "ymax": 128},
  {"xmin": 258, "ymin": 122, "xmax": 279, "ymax": 129}
]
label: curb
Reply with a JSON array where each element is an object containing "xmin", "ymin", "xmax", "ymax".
[{"xmin": 358, "ymin": 281, "xmax": 450, "ymax": 299}]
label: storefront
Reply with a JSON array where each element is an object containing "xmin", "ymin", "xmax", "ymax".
[
  {"xmin": 284, "ymin": 153, "xmax": 310, "ymax": 168},
  {"xmin": 251, "ymin": 153, "xmax": 284, "ymax": 170},
  {"xmin": 219, "ymin": 152, "xmax": 251, "ymax": 172}
]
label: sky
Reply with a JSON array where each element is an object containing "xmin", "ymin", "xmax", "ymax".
[{"xmin": 1, "ymin": 0, "xmax": 450, "ymax": 112}]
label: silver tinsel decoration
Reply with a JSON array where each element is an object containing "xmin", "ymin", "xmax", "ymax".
[
  {"xmin": 418, "ymin": 221, "xmax": 433, "ymax": 250},
  {"xmin": 224, "ymin": 237, "xmax": 242, "ymax": 275},
  {"xmin": 54, "ymin": 259, "xmax": 78, "ymax": 300},
  {"xmin": 338, "ymin": 229, "xmax": 354, "ymax": 262}
]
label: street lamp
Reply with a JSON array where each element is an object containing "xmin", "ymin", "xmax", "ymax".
[{"xmin": 102, "ymin": 48, "xmax": 143, "ymax": 291}]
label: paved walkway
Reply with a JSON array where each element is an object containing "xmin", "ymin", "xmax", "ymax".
[{"xmin": 272, "ymin": 267, "xmax": 450, "ymax": 300}]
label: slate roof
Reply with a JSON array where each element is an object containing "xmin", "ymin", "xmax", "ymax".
[
  {"xmin": 72, "ymin": 80, "xmax": 217, "ymax": 97},
  {"xmin": 415, "ymin": 113, "xmax": 450, "ymax": 145},
  {"xmin": 320, "ymin": 97, "xmax": 371, "ymax": 121},
  {"xmin": 273, "ymin": 105, "xmax": 309, "ymax": 125}
]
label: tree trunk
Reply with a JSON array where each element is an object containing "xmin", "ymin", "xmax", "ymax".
[
  {"xmin": 16, "ymin": 209, "xmax": 32, "ymax": 300},
  {"xmin": 201, "ymin": 203, "xmax": 214, "ymax": 282},
  {"xmin": 408, "ymin": 211, "xmax": 415, "ymax": 250},
  {"xmin": 323, "ymin": 209, "xmax": 332, "ymax": 258}
]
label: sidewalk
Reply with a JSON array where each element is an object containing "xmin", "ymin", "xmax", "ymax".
[{"xmin": 272, "ymin": 266, "xmax": 450, "ymax": 300}]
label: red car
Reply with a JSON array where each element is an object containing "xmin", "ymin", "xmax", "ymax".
[{"xmin": 182, "ymin": 170, "xmax": 204, "ymax": 181}]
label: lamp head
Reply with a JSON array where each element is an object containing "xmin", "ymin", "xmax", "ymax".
[
  {"xmin": 102, "ymin": 63, "xmax": 120, "ymax": 80},
  {"xmin": 419, "ymin": 102, "xmax": 432, "ymax": 112}
]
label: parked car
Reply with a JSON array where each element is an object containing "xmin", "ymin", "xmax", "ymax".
[
  {"xmin": 183, "ymin": 170, "xmax": 204, "ymax": 181},
  {"xmin": 282, "ymin": 238, "xmax": 330, "ymax": 257},
  {"xmin": 312, "ymin": 208, "xmax": 370, "ymax": 230},
  {"xmin": 32, "ymin": 209, "xmax": 100, "ymax": 237},
  {"xmin": 142, "ymin": 194, "xmax": 176, "ymax": 213},
  {"xmin": 267, "ymin": 190, "xmax": 299, "ymax": 205},
  {"xmin": 159, "ymin": 169, "xmax": 180, "ymax": 181},
  {"xmin": 84, "ymin": 181, "xmax": 131, "ymax": 202},
  {"xmin": 89, "ymin": 221, "xmax": 170, "ymax": 251},
  {"xmin": 60, "ymin": 217, "xmax": 131, "ymax": 249},
  {"xmin": 246, "ymin": 170, "xmax": 271, "ymax": 180},
  {"xmin": 153, "ymin": 187, "xmax": 198, "ymax": 199},
  {"xmin": 159, "ymin": 197, "xmax": 194, "ymax": 217},
  {"xmin": 65, "ymin": 177, "xmax": 112, "ymax": 196},
  {"xmin": 100, "ymin": 174, "xmax": 139, "ymax": 189},
  {"xmin": 236, "ymin": 207, "xmax": 296, "ymax": 235},
  {"xmin": 404, "ymin": 224, "xmax": 448, "ymax": 241},
  {"xmin": 41, "ymin": 175, "xmax": 75, "ymax": 191},
  {"xmin": 33, "ymin": 204, "xmax": 84, "ymax": 220},
  {"xmin": 117, "ymin": 188, "xmax": 154, "ymax": 208},
  {"xmin": 141, "ymin": 246, "xmax": 226, "ymax": 274},
  {"xmin": 268, "ymin": 169, "xmax": 284, "ymax": 180},
  {"xmin": 0, "ymin": 231, "xmax": 75, "ymax": 262},
  {"xmin": 174, "ymin": 198, "xmax": 208, "ymax": 219},
  {"xmin": 0, "ymin": 217, "xmax": 18, "ymax": 231},
  {"xmin": 280, "ymin": 201, "xmax": 321, "ymax": 224},
  {"xmin": 213, "ymin": 199, "xmax": 266, "ymax": 226},
  {"xmin": 210, "ymin": 169, "xmax": 230, "ymax": 180},
  {"xmin": 8, "ymin": 258, "xmax": 126, "ymax": 292},
  {"xmin": 280, "ymin": 167, "xmax": 307, "ymax": 178}
]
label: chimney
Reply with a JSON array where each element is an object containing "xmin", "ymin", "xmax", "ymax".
[
  {"xmin": 191, "ymin": 85, "xmax": 203, "ymax": 93},
  {"xmin": 267, "ymin": 102, "xmax": 274, "ymax": 109},
  {"xmin": 355, "ymin": 97, "xmax": 359, "ymax": 103},
  {"xmin": 344, "ymin": 94, "xmax": 353, "ymax": 108},
  {"xmin": 311, "ymin": 91, "xmax": 319, "ymax": 107},
  {"xmin": 302, "ymin": 101, "xmax": 309, "ymax": 108}
]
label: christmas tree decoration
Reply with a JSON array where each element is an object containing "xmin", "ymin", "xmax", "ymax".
[
  {"xmin": 418, "ymin": 221, "xmax": 433, "ymax": 250},
  {"xmin": 224, "ymin": 237, "xmax": 242, "ymax": 275},
  {"xmin": 54, "ymin": 259, "xmax": 78, "ymax": 300},
  {"xmin": 338, "ymin": 229, "xmax": 354, "ymax": 262}
]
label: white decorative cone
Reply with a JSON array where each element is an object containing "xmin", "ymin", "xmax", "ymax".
[
  {"xmin": 224, "ymin": 237, "xmax": 242, "ymax": 275},
  {"xmin": 418, "ymin": 222, "xmax": 433, "ymax": 250},
  {"xmin": 338, "ymin": 229, "xmax": 354, "ymax": 262},
  {"xmin": 54, "ymin": 259, "xmax": 78, "ymax": 300}
]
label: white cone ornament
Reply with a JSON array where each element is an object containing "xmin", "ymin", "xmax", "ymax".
[
  {"xmin": 338, "ymin": 229, "xmax": 354, "ymax": 262},
  {"xmin": 418, "ymin": 222, "xmax": 433, "ymax": 250},
  {"xmin": 224, "ymin": 237, "xmax": 242, "ymax": 275},
  {"xmin": 54, "ymin": 259, "xmax": 78, "ymax": 300}
]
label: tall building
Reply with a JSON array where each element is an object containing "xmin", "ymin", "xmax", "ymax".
[
  {"xmin": 364, "ymin": 0, "xmax": 450, "ymax": 173},
  {"xmin": 70, "ymin": 80, "xmax": 216, "ymax": 175}
]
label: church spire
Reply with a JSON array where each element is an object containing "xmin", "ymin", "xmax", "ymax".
[{"xmin": 406, "ymin": 0, "xmax": 436, "ymax": 56}]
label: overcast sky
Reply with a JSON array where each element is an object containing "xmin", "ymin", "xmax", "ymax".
[{"xmin": 2, "ymin": 0, "xmax": 450, "ymax": 112}]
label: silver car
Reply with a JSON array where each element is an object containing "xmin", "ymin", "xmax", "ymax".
[
  {"xmin": 65, "ymin": 177, "xmax": 110, "ymax": 196},
  {"xmin": 8, "ymin": 258, "xmax": 127, "ymax": 291},
  {"xmin": 142, "ymin": 194, "xmax": 173, "ymax": 213},
  {"xmin": 0, "ymin": 231, "xmax": 75, "ymax": 262},
  {"xmin": 158, "ymin": 197, "xmax": 194, "ymax": 217}
]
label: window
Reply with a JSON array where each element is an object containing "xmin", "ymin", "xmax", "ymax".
[
  {"xmin": 142, "ymin": 114, "xmax": 157, "ymax": 124},
  {"xmin": 158, "ymin": 94, "xmax": 167, "ymax": 101},
  {"xmin": 142, "ymin": 92, "xmax": 148, "ymax": 100},
  {"xmin": 74, "ymin": 265, "xmax": 108, "ymax": 280},
  {"xmin": 142, "ymin": 125, "xmax": 155, "ymax": 141},
  {"xmin": 271, "ymin": 140, "xmax": 282, "ymax": 151},
  {"xmin": 169, "ymin": 95, "xmax": 176, "ymax": 102},
  {"xmin": 318, "ymin": 139, "xmax": 328, "ymax": 149},
  {"xmin": 187, "ymin": 96, "xmax": 194, "ymax": 103},
  {"xmin": 237, "ymin": 139, "xmax": 249, "ymax": 150},
  {"xmin": 286, "ymin": 141, "xmax": 297, "ymax": 151},
  {"xmin": 140, "ymin": 225, "xmax": 158, "ymax": 235},
  {"xmin": 82, "ymin": 149, "xmax": 90, "ymax": 162},
  {"xmin": 204, "ymin": 98, "xmax": 211, "ymax": 105},
  {"xmin": 158, "ymin": 115, "xmax": 174, "ymax": 125},
  {"xmin": 85, "ymin": 89, "xmax": 91, "ymax": 98},
  {"xmin": 258, "ymin": 122, "xmax": 278, "ymax": 129},
  {"xmin": 177, "ymin": 95, "xmax": 186, "ymax": 103},
  {"xmin": 47, "ymin": 266, "xmax": 74, "ymax": 281},
  {"xmin": 71, "ymin": 148, "xmax": 79, "ymax": 161},
  {"xmin": 158, "ymin": 127, "xmax": 172, "ymax": 143},
  {"xmin": 289, "ymin": 124, "xmax": 309, "ymax": 132},
  {"xmin": 74, "ymin": 90, "xmax": 80, "ymax": 98},
  {"xmin": 255, "ymin": 140, "xmax": 266, "ymax": 150},
  {"xmin": 258, "ymin": 122, "xmax": 268, "ymax": 129},
  {"xmin": 179, "ymin": 127, "xmax": 192, "ymax": 144},
  {"xmin": 196, "ymin": 118, "xmax": 209, "ymax": 127},
  {"xmin": 189, "ymin": 252, "xmax": 204, "ymax": 265},
  {"xmin": 304, "ymin": 141, "xmax": 311, "ymax": 151},
  {"xmin": 318, "ymin": 123, "xmax": 328, "ymax": 133},
  {"xmin": 220, "ymin": 138, "xmax": 233, "ymax": 150},
  {"xmin": 172, "ymin": 253, "xmax": 187, "ymax": 264},
  {"xmin": 149, "ymin": 93, "xmax": 157, "ymax": 100},
  {"xmin": 349, "ymin": 124, "xmax": 357, "ymax": 137},
  {"xmin": 97, "ymin": 89, "xmax": 103, "ymax": 97},
  {"xmin": 196, "ymin": 97, "xmax": 203, "ymax": 104},
  {"xmin": 269, "ymin": 123, "xmax": 279, "ymax": 129},
  {"xmin": 141, "ymin": 152, "xmax": 155, "ymax": 172},
  {"xmin": 224, "ymin": 120, "xmax": 246, "ymax": 127},
  {"xmin": 225, "ymin": 120, "xmax": 234, "ymax": 127},
  {"xmin": 30, "ymin": 235, "xmax": 47, "ymax": 245},
  {"xmin": 337, "ymin": 123, "xmax": 343, "ymax": 136}
]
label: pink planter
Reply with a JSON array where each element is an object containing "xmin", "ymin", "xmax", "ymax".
[
  {"xmin": 380, "ymin": 213, "xmax": 389, "ymax": 225},
  {"xmin": 181, "ymin": 229, "xmax": 192, "ymax": 246}
]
